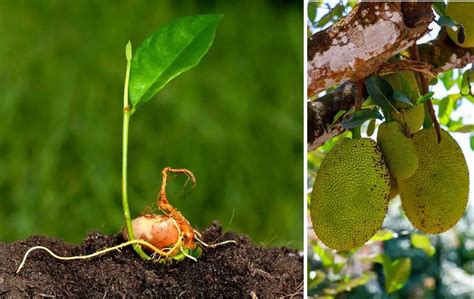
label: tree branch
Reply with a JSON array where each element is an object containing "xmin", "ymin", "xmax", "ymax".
[
  {"xmin": 308, "ymin": 2, "xmax": 433, "ymax": 98},
  {"xmin": 308, "ymin": 83, "xmax": 356, "ymax": 152}
]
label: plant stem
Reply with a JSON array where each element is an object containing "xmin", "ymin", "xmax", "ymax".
[{"xmin": 122, "ymin": 41, "xmax": 150, "ymax": 260}]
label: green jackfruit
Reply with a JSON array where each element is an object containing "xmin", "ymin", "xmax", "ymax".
[
  {"xmin": 383, "ymin": 71, "xmax": 424, "ymax": 133},
  {"xmin": 399, "ymin": 128, "xmax": 469, "ymax": 234},
  {"xmin": 310, "ymin": 138, "xmax": 391, "ymax": 251},
  {"xmin": 391, "ymin": 104, "xmax": 425, "ymax": 134},
  {"xmin": 377, "ymin": 122, "xmax": 418, "ymax": 179}
]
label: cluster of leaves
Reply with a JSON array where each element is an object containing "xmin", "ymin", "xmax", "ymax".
[{"xmin": 308, "ymin": 229, "xmax": 436, "ymax": 297}]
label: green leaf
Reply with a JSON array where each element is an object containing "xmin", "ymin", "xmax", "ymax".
[
  {"xmin": 370, "ymin": 229, "xmax": 396, "ymax": 242},
  {"xmin": 416, "ymin": 91, "xmax": 434, "ymax": 105},
  {"xmin": 386, "ymin": 258, "xmax": 411, "ymax": 294},
  {"xmin": 332, "ymin": 262, "xmax": 345, "ymax": 274},
  {"xmin": 332, "ymin": 109, "xmax": 347, "ymax": 125},
  {"xmin": 341, "ymin": 108, "xmax": 383, "ymax": 129},
  {"xmin": 451, "ymin": 124, "xmax": 474, "ymax": 133},
  {"xmin": 316, "ymin": 4, "xmax": 344, "ymax": 28},
  {"xmin": 325, "ymin": 272, "xmax": 376, "ymax": 295},
  {"xmin": 439, "ymin": 69, "xmax": 455, "ymax": 90},
  {"xmin": 365, "ymin": 76, "xmax": 398, "ymax": 112},
  {"xmin": 308, "ymin": 270, "xmax": 326, "ymax": 289},
  {"xmin": 432, "ymin": 2, "xmax": 447, "ymax": 17},
  {"xmin": 411, "ymin": 233, "xmax": 436, "ymax": 256},
  {"xmin": 312, "ymin": 242, "xmax": 334, "ymax": 268},
  {"xmin": 360, "ymin": 253, "xmax": 409, "ymax": 294},
  {"xmin": 366, "ymin": 118, "xmax": 376, "ymax": 137},
  {"xmin": 438, "ymin": 94, "xmax": 461, "ymax": 125},
  {"xmin": 470, "ymin": 135, "xmax": 474, "ymax": 150},
  {"xmin": 129, "ymin": 14, "xmax": 222, "ymax": 110},
  {"xmin": 447, "ymin": 117, "xmax": 464, "ymax": 131},
  {"xmin": 461, "ymin": 69, "xmax": 473, "ymax": 96},
  {"xmin": 438, "ymin": 15, "xmax": 456, "ymax": 28},
  {"xmin": 393, "ymin": 91, "xmax": 413, "ymax": 106},
  {"xmin": 308, "ymin": 2, "xmax": 321, "ymax": 23}
]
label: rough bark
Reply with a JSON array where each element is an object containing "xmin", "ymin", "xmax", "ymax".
[
  {"xmin": 307, "ymin": 83, "xmax": 356, "ymax": 152},
  {"xmin": 308, "ymin": 2, "xmax": 433, "ymax": 98},
  {"xmin": 419, "ymin": 29, "xmax": 474, "ymax": 73},
  {"xmin": 308, "ymin": 5, "xmax": 474, "ymax": 151}
]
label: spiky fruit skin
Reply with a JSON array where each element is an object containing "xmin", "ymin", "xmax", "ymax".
[
  {"xmin": 377, "ymin": 122, "xmax": 418, "ymax": 180},
  {"xmin": 384, "ymin": 71, "xmax": 424, "ymax": 133},
  {"xmin": 310, "ymin": 138, "xmax": 391, "ymax": 251},
  {"xmin": 399, "ymin": 128, "xmax": 469, "ymax": 234},
  {"xmin": 447, "ymin": 2, "xmax": 474, "ymax": 48}
]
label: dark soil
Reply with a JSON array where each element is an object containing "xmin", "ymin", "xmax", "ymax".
[{"xmin": 0, "ymin": 222, "xmax": 303, "ymax": 298}]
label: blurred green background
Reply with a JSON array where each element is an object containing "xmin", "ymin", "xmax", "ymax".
[{"xmin": 0, "ymin": 0, "xmax": 303, "ymax": 249}]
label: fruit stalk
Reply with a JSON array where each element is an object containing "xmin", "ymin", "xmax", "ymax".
[
  {"xmin": 410, "ymin": 44, "xmax": 441, "ymax": 142},
  {"xmin": 122, "ymin": 41, "xmax": 150, "ymax": 260}
]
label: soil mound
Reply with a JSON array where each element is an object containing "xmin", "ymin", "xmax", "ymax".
[{"xmin": 0, "ymin": 222, "xmax": 303, "ymax": 297}]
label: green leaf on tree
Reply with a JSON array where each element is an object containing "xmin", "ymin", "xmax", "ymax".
[
  {"xmin": 332, "ymin": 109, "xmax": 347, "ymax": 125},
  {"xmin": 312, "ymin": 242, "xmax": 334, "ymax": 268},
  {"xmin": 370, "ymin": 229, "xmax": 396, "ymax": 242},
  {"xmin": 461, "ymin": 69, "xmax": 473, "ymax": 97},
  {"xmin": 316, "ymin": 4, "xmax": 344, "ymax": 28},
  {"xmin": 341, "ymin": 108, "xmax": 383, "ymax": 129},
  {"xmin": 432, "ymin": 2, "xmax": 447, "ymax": 17},
  {"xmin": 437, "ymin": 15, "xmax": 456, "ymax": 28},
  {"xmin": 451, "ymin": 124, "xmax": 474, "ymax": 133},
  {"xmin": 393, "ymin": 91, "xmax": 413, "ymax": 106},
  {"xmin": 385, "ymin": 258, "xmax": 411, "ymax": 294},
  {"xmin": 438, "ymin": 94, "xmax": 461, "ymax": 125},
  {"xmin": 308, "ymin": 1, "xmax": 321, "ymax": 23},
  {"xmin": 308, "ymin": 270, "xmax": 326, "ymax": 289},
  {"xmin": 129, "ymin": 14, "xmax": 222, "ymax": 111},
  {"xmin": 411, "ymin": 233, "xmax": 436, "ymax": 256},
  {"xmin": 365, "ymin": 76, "xmax": 398, "ymax": 112},
  {"xmin": 416, "ymin": 91, "xmax": 435, "ymax": 105},
  {"xmin": 439, "ymin": 69, "xmax": 456, "ymax": 90},
  {"xmin": 324, "ymin": 272, "xmax": 375, "ymax": 295}
]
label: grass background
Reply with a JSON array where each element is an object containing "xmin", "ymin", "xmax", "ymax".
[{"xmin": 0, "ymin": 0, "xmax": 303, "ymax": 249}]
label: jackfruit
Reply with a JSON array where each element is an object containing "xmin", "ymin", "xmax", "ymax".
[
  {"xmin": 310, "ymin": 138, "xmax": 391, "ymax": 251},
  {"xmin": 391, "ymin": 104, "xmax": 425, "ymax": 134},
  {"xmin": 383, "ymin": 71, "xmax": 424, "ymax": 133},
  {"xmin": 446, "ymin": 2, "xmax": 474, "ymax": 48},
  {"xmin": 377, "ymin": 121, "xmax": 418, "ymax": 179},
  {"xmin": 399, "ymin": 128, "xmax": 469, "ymax": 234}
]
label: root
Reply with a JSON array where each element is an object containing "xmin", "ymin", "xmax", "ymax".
[
  {"xmin": 157, "ymin": 167, "xmax": 197, "ymax": 249},
  {"xmin": 18, "ymin": 218, "xmax": 187, "ymax": 273},
  {"xmin": 16, "ymin": 239, "xmax": 175, "ymax": 274},
  {"xmin": 193, "ymin": 230, "xmax": 238, "ymax": 249}
]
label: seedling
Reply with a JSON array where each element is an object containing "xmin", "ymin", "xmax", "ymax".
[{"xmin": 17, "ymin": 14, "xmax": 237, "ymax": 272}]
